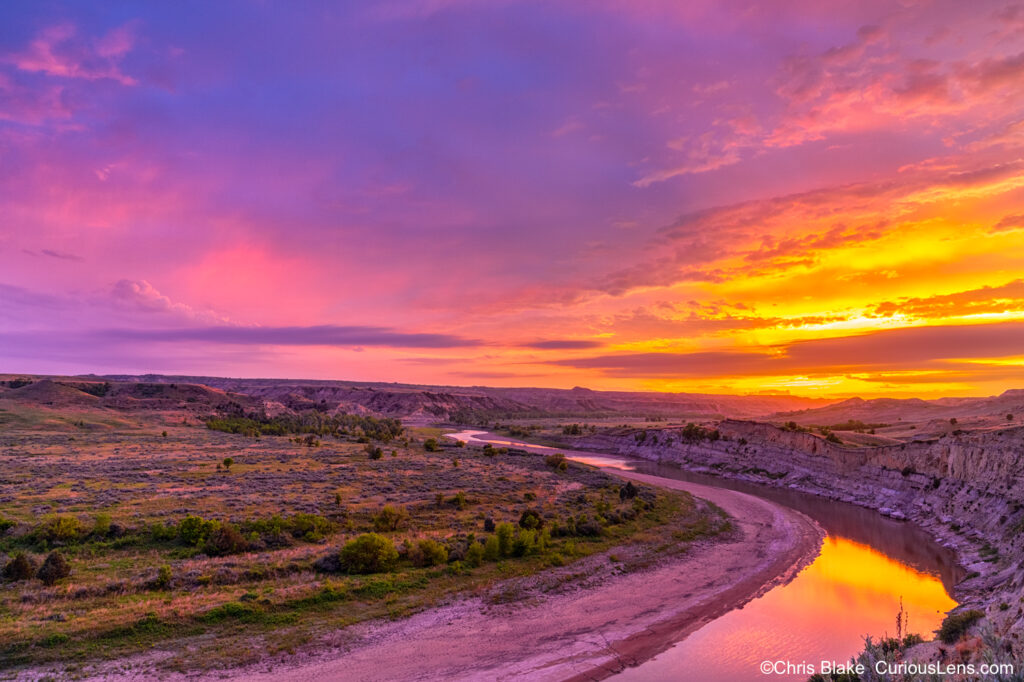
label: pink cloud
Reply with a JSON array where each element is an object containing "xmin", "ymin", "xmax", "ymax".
[{"xmin": 5, "ymin": 22, "xmax": 137, "ymax": 85}]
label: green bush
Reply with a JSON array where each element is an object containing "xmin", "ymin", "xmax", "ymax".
[
  {"xmin": 483, "ymin": 535, "xmax": 501, "ymax": 561},
  {"xmin": 178, "ymin": 515, "xmax": 218, "ymax": 546},
  {"xmin": 92, "ymin": 513, "xmax": 112, "ymax": 537},
  {"xmin": 372, "ymin": 505, "xmax": 409, "ymax": 532},
  {"xmin": 511, "ymin": 529, "xmax": 537, "ymax": 557},
  {"xmin": 3, "ymin": 553, "xmax": 36, "ymax": 581},
  {"xmin": 34, "ymin": 516, "xmax": 87, "ymax": 544},
  {"xmin": 0, "ymin": 517, "xmax": 14, "ymax": 534},
  {"xmin": 939, "ymin": 609, "xmax": 984, "ymax": 643},
  {"xmin": 154, "ymin": 564, "xmax": 172, "ymax": 590},
  {"xmin": 339, "ymin": 533, "xmax": 399, "ymax": 574},
  {"xmin": 465, "ymin": 541, "xmax": 485, "ymax": 567},
  {"xmin": 150, "ymin": 521, "xmax": 177, "ymax": 542},
  {"xmin": 518, "ymin": 509, "xmax": 543, "ymax": 530},
  {"xmin": 288, "ymin": 513, "xmax": 333, "ymax": 541},
  {"xmin": 410, "ymin": 538, "xmax": 448, "ymax": 567},
  {"xmin": 423, "ymin": 438, "xmax": 440, "ymax": 452},
  {"xmin": 495, "ymin": 522, "xmax": 515, "ymax": 557},
  {"xmin": 37, "ymin": 551, "xmax": 71, "ymax": 586}
]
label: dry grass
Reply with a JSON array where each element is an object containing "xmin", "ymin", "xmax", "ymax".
[{"xmin": 0, "ymin": 402, "xmax": 728, "ymax": 675}]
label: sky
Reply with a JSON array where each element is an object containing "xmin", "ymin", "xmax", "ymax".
[{"xmin": 1, "ymin": 0, "xmax": 1024, "ymax": 398}]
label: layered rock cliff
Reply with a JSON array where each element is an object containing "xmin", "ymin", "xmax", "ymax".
[{"xmin": 565, "ymin": 421, "xmax": 1024, "ymax": 649}]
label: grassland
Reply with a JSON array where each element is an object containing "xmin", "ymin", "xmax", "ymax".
[{"xmin": 0, "ymin": 402, "xmax": 730, "ymax": 676}]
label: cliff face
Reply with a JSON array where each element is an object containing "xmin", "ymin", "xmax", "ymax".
[{"xmin": 568, "ymin": 421, "xmax": 1024, "ymax": 645}]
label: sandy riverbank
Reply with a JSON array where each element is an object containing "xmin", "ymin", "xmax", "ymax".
[{"xmin": 169, "ymin": 473, "xmax": 821, "ymax": 681}]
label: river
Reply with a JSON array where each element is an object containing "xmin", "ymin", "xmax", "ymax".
[{"xmin": 445, "ymin": 430, "xmax": 961, "ymax": 682}]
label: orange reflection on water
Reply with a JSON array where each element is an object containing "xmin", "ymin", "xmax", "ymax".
[{"xmin": 615, "ymin": 535, "xmax": 957, "ymax": 682}]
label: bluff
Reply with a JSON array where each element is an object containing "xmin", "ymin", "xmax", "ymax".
[{"xmin": 566, "ymin": 420, "xmax": 1024, "ymax": 648}]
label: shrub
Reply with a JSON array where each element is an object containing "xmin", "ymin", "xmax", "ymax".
[
  {"xmin": 0, "ymin": 517, "xmax": 14, "ymax": 534},
  {"xmin": 339, "ymin": 533, "xmax": 399, "ymax": 574},
  {"xmin": 518, "ymin": 509, "xmax": 544, "ymax": 530},
  {"xmin": 825, "ymin": 432, "xmax": 842, "ymax": 444},
  {"xmin": 619, "ymin": 482, "xmax": 639, "ymax": 500},
  {"xmin": 3, "ymin": 553, "xmax": 36, "ymax": 581},
  {"xmin": 544, "ymin": 453, "xmax": 568, "ymax": 471},
  {"xmin": 37, "ymin": 551, "xmax": 71, "ymax": 586},
  {"xmin": 154, "ymin": 564, "xmax": 172, "ymax": 590},
  {"xmin": 288, "ymin": 513, "xmax": 333, "ymax": 541},
  {"xmin": 178, "ymin": 515, "xmax": 218, "ymax": 546},
  {"xmin": 482, "ymin": 535, "xmax": 501, "ymax": 561},
  {"xmin": 483, "ymin": 517, "xmax": 496, "ymax": 532},
  {"xmin": 465, "ymin": 541, "xmax": 485, "ymax": 567},
  {"xmin": 574, "ymin": 515, "xmax": 602, "ymax": 537},
  {"xmin": 366, "ymin": 444, "xmax": 383, "ymax": 460},
  {"xmin": 495, "ymin": 522, "xmax": 515, "ymax": 557},
  {"xmin": 203, "ymin": 523, "xmax": 249, "ymax": 556},
  {"xmin": 222, "ymin": 457, "xmax": 234, "ymax": 470},
  {"xmin": 34, "ymin": 516, "xmax": 87, "ymax": 544},
  {"xmin": 372, "ymin": 505, "xmax": 409, "ymax": 532},
  {"xmin": 453, "ymin": 491, "xmax": 468, "ymax": 510},
  {"xmin": 150, "ymin": 521, "xmax": 177, "ymax": 542},
  {"xmin": 938, "ymin": 609, "xmax": 984, "ymax": 643},
  {"xmin": 410, "ymin": 539, "xmax": 448, "ymax": 567},
  {"xmin": 92, "ymin": 513, "xmax": 112, "ymax": 537},
  {"xmin": 424, "ymin": 438, "xmax": 440, "ymax": 452},
  {"xmin": 511, "ymin": 529, "xmax": 536, "ymax": 557}
]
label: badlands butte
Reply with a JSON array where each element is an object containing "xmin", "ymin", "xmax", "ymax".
[{"xmin": 3, "ymin": 373, "xmax": 1024, "ymax": 676}]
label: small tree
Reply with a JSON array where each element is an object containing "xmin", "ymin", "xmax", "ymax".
[
  {"xmin": 619, "ymin": 481, "xmax": 639, "ymax": 500},
  {"xmin": 339, "ymin": 533, "xmax": 398, "ymax": 574},
  {"xmin": 424, "ymin": 438, "xmax": 440, "ymax": 452},
  {"xmin": 483, "ymin": 534, "xmax": 501, "ymax": 561},
  {"xmin": 518, "ymin": 509, "xmax": 543, "ymax": 530},
  {"xmin": 37, "ymin": 551, "xmax": 71, "ymax": 586},
  {"xmin": 496, "ymin": 522, "xmax": 515, "ymax": 557},
  {"xmin": 222, "ymin": 457, "xmax": 234, "ymax": 471},
  {"xmin": 203, "ymin": 523, "xmax": 249, "ymax": 556},
  {"xmin": 372, "ymin": 505, "xmax": 409, "ymax": 532},
  {"xmin": 410, "ymin": 538, "xmax": 448, "ymax": 567},
  {"xmin": 545, "ymin": 453, "xmax": 568, "ymax": 471},
  {"xmin": 949, "ymin": 418, "xmax": 958, "ymax": 426},
  {"xmin": 3, "ymin": 553, "xmax": 35, "ymax": 581},
  {"xmin": 465, "ymin": 540, "xmax": 485, "ymax": 567},
  {"xmin": 154, "ymin": 564, "xmax": 172, "ymax": 590}
]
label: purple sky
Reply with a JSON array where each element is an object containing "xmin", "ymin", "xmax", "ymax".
[{"xmin": 2, "ymin": 1, "xmax": 1024, "ymax": 396}]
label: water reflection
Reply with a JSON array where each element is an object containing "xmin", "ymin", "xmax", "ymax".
[
  {"xmin": 627, "ymin": 460, "xmax": 964, "ymax": 594},
  {"xmin": 614, "ymin": 536, "xmax": 957, "ymax": 682}
]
